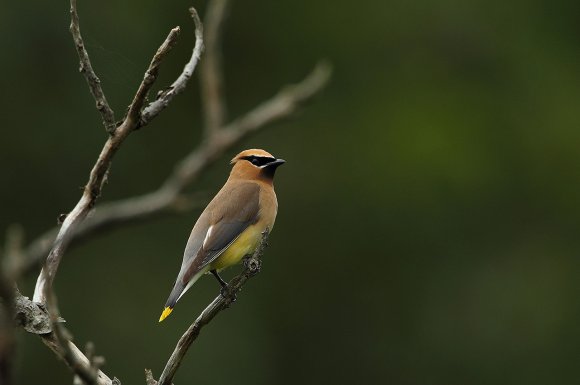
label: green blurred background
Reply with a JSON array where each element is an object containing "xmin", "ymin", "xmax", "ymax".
[{"xmin": 2, "ymin": 0, "xmax": 580, "ymax": 384}]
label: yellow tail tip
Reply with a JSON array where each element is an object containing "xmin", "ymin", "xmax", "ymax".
[{"xmin": 159, "ymin": 307, "xmax": 173, "ymax": 322}]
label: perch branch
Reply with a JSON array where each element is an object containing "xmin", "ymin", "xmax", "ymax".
[
  {"xmin": 17, "ymin": 61, "xmax": 331, "ymax": 279},
  {"xmin": 33, "ymin": 20, "xmax": 185, "ymax": 304},
  {"xmin": 201, "ymin": 0, "xmax": 230, "ymax": 134},
  {"xmin": 70, "ymin": 0, "xmax": 116, "ymax": 133},
  {"xmin": 154, "ymin": 230, "xmax": 269, "ymax": 385}
]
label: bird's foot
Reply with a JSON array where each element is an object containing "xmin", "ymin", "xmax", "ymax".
[{"xmin": 220, "ymin": 285, "xmax": 237, "ymax": 305}]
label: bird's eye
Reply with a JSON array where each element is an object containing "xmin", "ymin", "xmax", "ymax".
[{"xmin": 242, "ymin": 155, "xmax": 275, "ymax": 166}]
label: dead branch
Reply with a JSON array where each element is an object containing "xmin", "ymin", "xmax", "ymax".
[
  {"xmin": 69, "ymin": 0, "xmax": 116, "ymax": 133},
  {"xmin": 153, "ymin": 231, "xmax": 269, "ymax": 385},
  {"xmin": 140, "ymin": 7, "xmax": 204, "ymax": 127},
  {"xmin": 7, "ymin": 1, "xmax": 331, "ymax": 384},
  {"xmin": 18, "ymin": 3, "xmax": 204, "ymax": 383},
  {"xmin": 12, "ymin": 292, "xmax": 113, "ymax": 385},
  {"xmin": 145, "ymin": 369, "xmax": 158, "ymax": 385},
  {"xmin": 32, "ymin": 9, "xmax": 193, "ymax": 305},
  {"xmin": 16, "ymin": 61, "xmax": 331, "ymax": 279},
  {"xmin": 44, "ymin": 275, "xmax": 103, "ymax": 385},
  {"xmin": 126, "ymin": 27, "xmax": 182, "ymax": 126}
]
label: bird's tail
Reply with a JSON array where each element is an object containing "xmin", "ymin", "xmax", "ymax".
[
  {"xmin": 158, "ymin": 268, "xmax": 206, "ymax": 322},
  {"xmin": 159, "ymin": 306, "xmax": 173, "ymax": 322},
  {"xmin": 159, "ymin": 280, "xmax": 185, "ymax": 322}
]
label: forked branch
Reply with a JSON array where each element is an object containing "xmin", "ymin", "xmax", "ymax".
[
  {"xmin": 32, "ymin": 7, "xmax": 202, "ymax": 305},
  {"xmin": 7, "ymin": 1, "xmax": 331, "ymax": 384},
  {"xmin": 17, "ymin": 61, "xmax": 331, "ymax": 280},
  {"xmin": 141, "ymin": 7, "xmax": 204, "ymax": 126}
]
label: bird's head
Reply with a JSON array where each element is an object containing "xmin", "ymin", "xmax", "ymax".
[{"xmin": 229, "ymin": 149, "xmax": 286, "ymax": 182}]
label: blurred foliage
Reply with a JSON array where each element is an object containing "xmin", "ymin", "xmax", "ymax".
[{"xmin": 1, "ymin": 0, "xmax": 580, "ymax": 384}]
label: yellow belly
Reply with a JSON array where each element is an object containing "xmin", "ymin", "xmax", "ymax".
[{"xmin": 210, "ymin": 225, "xmax": 262, "ymax": 271}]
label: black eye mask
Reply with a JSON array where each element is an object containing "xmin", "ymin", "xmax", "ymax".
[{"xmin": 241, "ymin": 155, "xmax": 276, "ymax": 167}]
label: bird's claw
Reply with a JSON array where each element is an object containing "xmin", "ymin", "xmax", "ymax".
[{"xmin": 220, "ymin": 285, "xmax": 237, "ymax": 303}]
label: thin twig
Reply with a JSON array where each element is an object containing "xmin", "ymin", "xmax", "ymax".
[
  {"xmin": 22, "ymin": 6, "xmax": 201, "ymax": 382},
  {"xmin": 17, "ymin": 62, "xmax": 331, "ymax": 279},
  {"xmin": 154, "ymin": 231, "xmax": 269, "ymax": 385},
  {"xmin": 40, "ymin": 336, "xmax": 113, "ymax": 385},
  {"xmin": 43, "ymin": 277, "xmax": 105, "ymax": 385},
  {"xmin": 219, "ymin": 61, "xmax": 332, "ymax": 141},
  {"xmin": 127, "ymin": 27, "xmax": 182, "ymax": 126},
  {"xmin": 33, "ymin": 25, "xmax": 185, "ymax": 304},
  {"xmin": 12, "ymin": 293, "xmax": 113, "ymax": 385},
  {"xmin": 201, "ymin": 0, "xmax": 230, "ymax": 134},
  {"xmin": 140, "ymin": 7, "xmax": 204, "ymax": 127},
  {"xmin": 69, "ymin": 0, "xmax": 116, "ymax": 133},
  {"xmin": 144, "ymin": 369, "xmax": 158, "ymax": 385}
]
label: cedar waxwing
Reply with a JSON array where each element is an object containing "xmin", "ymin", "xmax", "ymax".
[{"xmin": 159, "ymin": 149, "xmax": 285, "ymax": 322}]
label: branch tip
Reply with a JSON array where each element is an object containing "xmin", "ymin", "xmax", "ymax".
[
  {"xmin": 69, "ymin": 0, "xmax": 116, "ymax": 133},
  {"xmin": 145, "ymin": 369, "xmax": 158, "ymax": 385},
  {"xmin": 140, "ymin": 6, "xmax": 204, "ymax": 126}
]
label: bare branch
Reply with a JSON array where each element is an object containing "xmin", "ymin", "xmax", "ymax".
[
  {"xmin": 128, "ymin": 27, "xmax": 181, "ymax": 127},
  {"xmin": 43, "ymin": 278, "xmax": 104, "ymax": 385},
  {"xmin": 69, "ymin": 0, "xmax": 116, "ymax": 133},
  {"xmin": 220, "ymin": 61, "xmax": 332, "ymax": 139},
  {"xmin": 13, "ymin": 293, "xmax": 52, "ymax": 334},
  {"xmin": 41, "ymin": 336, "xmax": 113, "ymax": 385},
  {"xmin": 140, "ymin": 7, "xmax": 204, "ymax": 127},
  {"xmin": 201, "ymin": 0, "xmax": 230, "ymax": 134},
  {"xmin": 11, "ymin": 2, "xmax": 331, "ymax": 385},
  {"xmin": 15, "ymin": 191, "xmax": 191, "ymax": 278},
  {"xmin": 155, "ymin": 231, "xmax": 269, "ymax": 385},
  {"xmin": 144, "ymin": 369, "xmax": 158, "ymax": 385},
  {"xmin": 15, "ymin": 7, "xmax": 203, "ymax": 382},
  {"xmin": 33, "ymin": 23, "xmax": 188, "ymax": 304},
  {"xmin": 12, "ymin": 293, "xmax": 114, "ymax": 385},
  {"xmin": 17, "ymin": 62, "xmax": 330, "ymax": 282},
  {"xmin": 73, "ymin": 342, "xmax": 106, "ymax": 385}
]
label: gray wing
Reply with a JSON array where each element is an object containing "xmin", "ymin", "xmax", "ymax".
[
  {"xmin": 183, "ymin": 182, "xmax": 260, "ymax": 282},
  {"xmin": 163, "ymin": 182, "xmax": 260, "ymax": 309}
]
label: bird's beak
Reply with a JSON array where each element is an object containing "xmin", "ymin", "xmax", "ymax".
[{"xmin": 266, "ymin": 159, "xmax": 286, "ymax": 169}]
